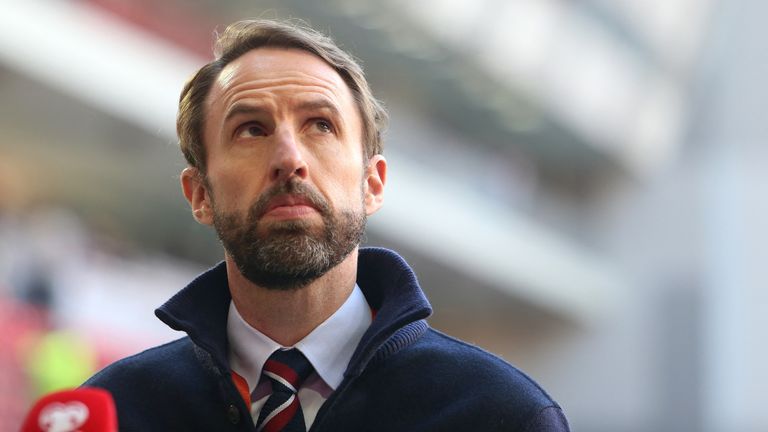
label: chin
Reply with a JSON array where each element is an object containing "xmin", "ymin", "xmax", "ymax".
[{"xmin": 260, "ymin": 219, "xmax": 321, "ymax": 235}]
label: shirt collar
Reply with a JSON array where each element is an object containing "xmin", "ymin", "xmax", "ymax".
[{"xmin": 227, "ymin": 284, "xmax": 372, "ymax": 392}]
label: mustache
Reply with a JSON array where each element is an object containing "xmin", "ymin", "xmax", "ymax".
[{"xmin": 250, "ymin": 179, "xmax": 331, "ymax": 220}]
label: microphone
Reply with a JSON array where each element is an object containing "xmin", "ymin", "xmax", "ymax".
[{"xmin": 20, "ymin": 387, "xmax": 118, "ymax": 432}]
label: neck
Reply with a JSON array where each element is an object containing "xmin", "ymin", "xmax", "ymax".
[{"xmin": 227, "ymin": 249, "xmax": 359, "ymax": 346}]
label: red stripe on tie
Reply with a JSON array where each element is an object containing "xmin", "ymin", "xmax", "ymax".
[
  {"xmin": 264, "ymin": 359, "xmax": 300, "ymax": 388},
  {"xmin": 263, "ymin": 397, "xmax": 299, "ymax": 432}
]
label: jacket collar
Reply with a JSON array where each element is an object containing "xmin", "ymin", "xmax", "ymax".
[{"xmin": 154, "ymin": 247, "xmax": 433, "ymax": 374}]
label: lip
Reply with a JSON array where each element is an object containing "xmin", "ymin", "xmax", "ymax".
[{"xmin": 263, "ymin": 194, "xmax": 319, "ymax": 219}]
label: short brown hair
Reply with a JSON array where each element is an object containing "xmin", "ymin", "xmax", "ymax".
[{"xmin": 177, "ymin": 19, "xmax": 388, "ymax": 174}]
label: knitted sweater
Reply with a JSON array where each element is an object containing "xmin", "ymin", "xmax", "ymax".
[{"xmin": 84, "ymin": 247, "xmax": 570, "ymax": 431}]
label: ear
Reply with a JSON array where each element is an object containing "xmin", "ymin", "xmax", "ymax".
[
  {"xmin": 181, "ymin": 167, "xmax": 213, "ymax": 225},
  {"xmin": 363, "ymin": 155, "xmax": 387, "ymax": 216}
]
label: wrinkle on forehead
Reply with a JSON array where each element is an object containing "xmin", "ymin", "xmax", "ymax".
[
  {"xmin": 208, "ymin": 48, "xmax": 353, "ymax": 112},
  {"xmin": 217, "ymin": 77, "xmax": 344, "ymax": 112},
  {"xmin": 220, "ymin": 67, "xmax": 344, "ymax": 93}
]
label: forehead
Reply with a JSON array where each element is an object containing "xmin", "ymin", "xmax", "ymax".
[{"xmin": 206, "ymin": 47, "xmax": 356, "ymax": 114}]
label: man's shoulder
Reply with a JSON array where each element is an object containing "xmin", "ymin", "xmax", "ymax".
[
  {"xmin": 84, "ymin": 336, "xmax": 203, "ymax": 395},
  {"xmin": 82, "ymin": 337, "xmax": 241, "ymax": 430},
  {"xmin": 411, "ymin": 328, "xmax": 559, "ymax": 404},
  {"xmin": 342, "ymin": 327, "xmax": 569, "ymax": 431},
  {"xmin": 396, "ymin": 327, "xmax": 568, "ymax": 430}
]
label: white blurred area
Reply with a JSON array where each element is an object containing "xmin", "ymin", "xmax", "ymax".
[
  {"xmin": 0, "ymin": 208, "xmax": 195, "ymax": 344},
  {"xmin": 1, "ymin": 0, "xmax": 767, "ymax": 431}
]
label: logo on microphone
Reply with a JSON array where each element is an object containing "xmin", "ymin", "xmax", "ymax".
[{"xmin": 38, "ymin": 402, "xmax": 89, "ymax": 432}]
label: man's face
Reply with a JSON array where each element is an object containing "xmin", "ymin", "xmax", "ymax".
[{"xmin": 184, "ymin": 47, "xmax": 385, "ymax": 289}]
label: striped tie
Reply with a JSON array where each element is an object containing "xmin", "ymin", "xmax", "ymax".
[{"xmin": 255, "ymin": 348, "xmax": 314, "ymax": 432}]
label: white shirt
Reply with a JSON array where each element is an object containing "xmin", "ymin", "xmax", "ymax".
[{"xmin": 227, "ymin": 285, "xmax": 372, "ymax": 429}]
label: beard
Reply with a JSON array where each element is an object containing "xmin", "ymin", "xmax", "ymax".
[{"xmin": 210, "ymin": 178, "xmax": 366, "ymax": 291}]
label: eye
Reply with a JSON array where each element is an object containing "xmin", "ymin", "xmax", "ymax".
[
  {"xmin": 235, "ymin": 122, "xmax": 266, "ymax": 138},
  {"xmin": 312, "ymin": 119, "xmax": 333, "ymax": 134}
]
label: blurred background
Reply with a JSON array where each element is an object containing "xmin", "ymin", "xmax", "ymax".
[{"xmin": 1, "ymin": 0, "xmax": 766, "ymax": 431}]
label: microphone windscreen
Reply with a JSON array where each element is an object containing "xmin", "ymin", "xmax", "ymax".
[{"xmin": 20, "ymin": 387, "xmax": 118, "ymax": 432}]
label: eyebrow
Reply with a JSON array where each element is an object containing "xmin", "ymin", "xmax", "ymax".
[
  {"xmin": 223, "ymin": 104, "xmax": 269, "ymax": 124},
  {"xmin": 223, "ymin": 99, "xmax": 343, "ymax": 125},
  {"xmin": 294, "ymin": 99, "xmax": 342, "ymax": 119}
]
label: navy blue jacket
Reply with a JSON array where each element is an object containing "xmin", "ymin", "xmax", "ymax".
[{"xmin": 85, "ymin": 248, "xmax": 569, "ymax": 431}]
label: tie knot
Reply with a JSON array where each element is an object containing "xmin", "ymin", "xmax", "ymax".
[{"xmin": 263, "ymin": 348, "xmax": 313, "ymax": 393}]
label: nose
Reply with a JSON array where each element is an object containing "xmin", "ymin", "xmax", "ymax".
[{"xmin": 269, "ymin": 129, "xmax": 308, "ymax": 182}]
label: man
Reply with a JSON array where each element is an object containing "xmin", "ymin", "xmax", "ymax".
[{"xmin": 85, "ymin": 19, "xmax": 570, "ymax": 431}]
